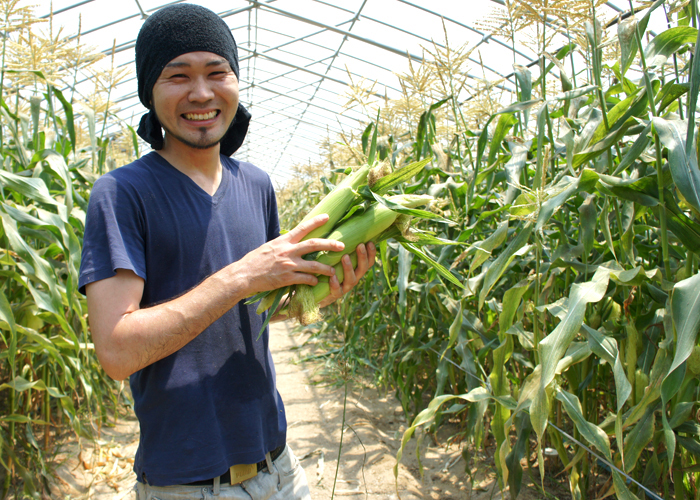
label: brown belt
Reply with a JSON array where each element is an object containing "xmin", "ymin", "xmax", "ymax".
[{"xmin": 185, "ymin": 444, "xmax": 285, "ymax": 486}]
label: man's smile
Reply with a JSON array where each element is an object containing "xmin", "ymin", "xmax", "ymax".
[{"xmin": 183, "ymin": 110, "xmax": 220, "ymax": 122}]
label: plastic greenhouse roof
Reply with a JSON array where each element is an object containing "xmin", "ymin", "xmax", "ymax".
[{"xmin": 34, "ymin": 0, "xmax": 661, "ymax": 186}]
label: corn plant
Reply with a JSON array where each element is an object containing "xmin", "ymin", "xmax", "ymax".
[
  {"xmin": 0, "ymin": 3, "xmax": 134, "ymax": 496},
  {"xmin": 282, "ymin": 2, "xmax": 700, "ymax": 498}
]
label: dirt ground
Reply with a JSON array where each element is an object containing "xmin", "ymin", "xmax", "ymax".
[{"xmin": 48, "ymin": 321, "xmax": 563, "ymax": 499}]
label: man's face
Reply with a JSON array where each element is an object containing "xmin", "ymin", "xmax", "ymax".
[{"xmin": 151, "ymin": 51, "xmax": 239, "ymax": 151}]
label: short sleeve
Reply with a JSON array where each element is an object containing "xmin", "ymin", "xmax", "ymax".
[
  {"xmin": 266, "ymin": 180, "xmax": 280, "ymax": 242},
  {"xmin": 78, "ymin": 173, "xmax": 147, "ymax": 294}
]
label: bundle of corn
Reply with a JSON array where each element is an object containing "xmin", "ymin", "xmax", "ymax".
[
  {"xmin": 286, "ymin": 192, "xmax": 433, "ymax": 325},
  {"xmin": 250, "ymin": 156, "xmax": 462, "ymax": 330}
]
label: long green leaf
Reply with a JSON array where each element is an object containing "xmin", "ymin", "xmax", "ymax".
[
  {"xmin": 478, "ymin": 222, "xmax": 533, "ymax": 310},
  {"xmin": 401, "ymin": 242, "xmax": 463, "ymax": 289},
  {"xmin": 530, "ymin": 267, "xmax": 611, "ymax": 449},
  {"xmin": 644, "ymin": 26, "xmax": 698, "ymax": 68},
  {"xmin": 652, "ymin": 117, "xmax": 700, "ymax": 215},
  {"xmin": 370, "ymin": 158, "xmax": 431, "ymax": 195}
]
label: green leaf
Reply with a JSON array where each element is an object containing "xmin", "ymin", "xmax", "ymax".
[
  {"xmin": 515, "ymin": 65, "xmax": 532, "ymax": 127},
  {"xmin": 0, "ymin": 376, "xmax": 47, "ymax": 392},
  {"xmin": 613, "ymin": 123, "xmax": 651, "ymax": 175},
  {"xmin": 652, "ymin": 117, "xmax": 700, "ymax": 215},
  {"xmin": 531, "ymin": 267, "xmax": 611, "ymax": 446},
  {"xmin": 556, "ymin": 389, "xmax": 611, "ymax": 457},
  {"xmin": 370, "ymin": 190, "xmax": 453, "ymax": 225},
  {"xmin": 40, "ymin": 150, "xmax": 74, "ymax": 217},
  {"xmin": 0, "ymin": 415, "xmax": 47, "ymax": 424},
  {"xmin": 578, "ymin": 194, "xmax": 597, "ymax": 256},
  {"xmin": 499, "ymin": 282, "xmax": 529, "ymax": 338},
  {"xmin": 401, "ymin": 242, "xmax": 463, "ymax": 289},
  {"xmin": 470, "ymin": 221, "xmax": 509, "ymax": 273},
  {"xmin": 395, "ymin": 394, "xmax": 464, "ymax": 479},
  {"xmin": 588, "ymin": 87, "xmax": 648, "ymax": 154},
  {"xmin": 478, "ymin": 222, "xmax": 533, "ymax": 310},
  {"xmin": 536, "ymin": 169, "xmax": 599, "ymax": 231},
  {"xmin": 370, "ymin": 158, "xmax": 431, "ymax": 196},
  {"xmin": 52, "ymin": 87, "xmax": 76, "ymax": 152},
  {"xmin": 554, "ymin": 85, "xmax": 598, "ymax": 101},
  {"xmin": 0, "ymin": 170, "xmax": 58, "ymax": 206},
  {"xmin": 504, "ymin": 141, "xmax": 531, "ymax": 205},
  {"xmin": 656, "ymin": 82, "xmax": 689, "ymax": 114},
  {"xmin": 623, "ymin": 404, "xmax": 656, "ymax": 472},
  {"xmin": 0, "ymin": 290, "xmax": 17, "ymax": 378},
  {"xmin": 368, "ymin": 108, "xmax": 380, "ymax": 165},
  {"xmin": 127, "ymin": 124, "xmax": 140, "ymax": 158},
  {"xmin": 443, "ymin": 300, "xmax": 463, "ymax": 356},
  {"xmin": 686, "ymin": 26, "xmax": 700, "ymax": 156},
  {"xmin": 487, "ymin": 113, "xmax": 518, "ymax": 167},
  {"xmin": 663, "ymin": 200, "xmax": 700, "ymax": 250},
  {"xmin": 661, "ymin": 272, "xmax": 700, "ymax": 405},
  {"xmin": 397, "ymin": 245, "xmax": 412, "ymax": 314},
  {"xmin": 644, "ymin": 26, "xmax": 698, "ymax": 68}
]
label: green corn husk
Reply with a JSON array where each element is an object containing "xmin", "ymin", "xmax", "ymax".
[
  {"xmin": 254, "ymin": 165, "xmax": 370, "ymax": 315},
  {"xmin": 265, "ymin": 194, "xmax": 433, "ymax": 322},
  {"xmin": 255, "ymin": 286, "xmax": 288, "ymax": 315},
  {"xmin": 312, "ymin": 252, "xmax": 359, "ymax": 304},
  {"xmin": 299, "ymin": 164, "xmax": 370, "ymax": 241},
  {"xmin": 314, "ymin": 194, "xmax": 433, "ymax": 267}
]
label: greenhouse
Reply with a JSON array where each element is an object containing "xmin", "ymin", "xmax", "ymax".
[{"xmin": 0, "ymin": 0, "xmax": 699, "ymax": 498}]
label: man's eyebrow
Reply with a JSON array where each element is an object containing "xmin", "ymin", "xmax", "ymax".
[
  {"xmin": 163, "ymin": 59, "xmax": 229, "ymax": 69},
  {"xmin": 206, "ymin": 59, "xmax": 229, "ymax": 68}
]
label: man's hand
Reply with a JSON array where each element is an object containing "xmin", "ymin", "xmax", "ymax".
[
  {"xmin": 317, "ymin": 241, "xmax": 377, "ymax": 308},
  {"xmin": 235, "ymin": 214, "xmax": 347, "ymax": 295}
]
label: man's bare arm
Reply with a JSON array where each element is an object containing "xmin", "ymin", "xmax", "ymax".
[{"xmin": 86, "ymin": 215, "xmax": 343, "ymax": 380}]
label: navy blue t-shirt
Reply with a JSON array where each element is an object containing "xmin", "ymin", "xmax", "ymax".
[{"xmin": 78, "ymin": 152, "xmax": 285, "ymax": 486}]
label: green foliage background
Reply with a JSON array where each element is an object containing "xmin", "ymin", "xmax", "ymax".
[
  {"xmin": 280, "ymin": 2, "xmax": 700, "ymax": 499},
  {"xmin": 0, "ymin": 2, "xmax": 135, "ymax": 497}
]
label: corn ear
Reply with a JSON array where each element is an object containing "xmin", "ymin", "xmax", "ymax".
[
  {"xmin": 315, "ymin": 194, "xmax": 433, "ymax": 267},
  {"xmin": 312, "ymin": 252, "xmax": 359, "ymax": 304},
  {"xmin": 299, "ymin": 164, "xmax": 370, "ymax": 241},
  {"xmin": 314, "ymin": 204, "xmax": 398, "ymax": 267},
  {"xmin": 256, "ymin": 290, "xmax": 278, "ymax": 315}
]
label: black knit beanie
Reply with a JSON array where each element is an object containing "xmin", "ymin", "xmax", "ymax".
[{"xmin": 135, "ymin": 3, "xmax": 250, "ymax": 156}]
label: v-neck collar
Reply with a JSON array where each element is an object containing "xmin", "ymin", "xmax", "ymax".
[{"xmin": 151, "ymin": 152, "xmax": 230, "ymax": 205}]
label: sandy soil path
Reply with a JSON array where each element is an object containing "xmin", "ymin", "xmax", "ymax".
[{"xmin": 50, "ymin": 322, "xmax": 511, "ymax": 499}]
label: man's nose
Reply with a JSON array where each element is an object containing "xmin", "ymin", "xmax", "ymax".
[{"xmin": 189, "ymin": 76, "xmax": 215, "ymax": 101}]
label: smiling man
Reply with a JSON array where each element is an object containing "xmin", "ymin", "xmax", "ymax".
[{"xmin": 78, "ymin": 4, "xmax": 375, "ymax": 499}]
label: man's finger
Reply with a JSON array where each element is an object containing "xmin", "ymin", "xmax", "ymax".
[
  {"xmin": 295, "ymin": 259, "xmax": 337, "ymax": 278},
  {"xmin": 367, "ymin": 242, "xmax": 377, "ymax": 268},
  {"xmin": 288, "ymin": 214, "xmax": 330, "ymax": 243},
  {"xmin": 340, "ymin": 254, "xmax": 357, "ymax": 294},
  {"xmin": 294, "ymin": 238, "xmax": 345, "ymax": 256}
]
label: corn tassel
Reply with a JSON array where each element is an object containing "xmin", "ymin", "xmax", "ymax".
[{"xmin": 299, "ymin": 164, "xmax": 370, "ymax": 241}]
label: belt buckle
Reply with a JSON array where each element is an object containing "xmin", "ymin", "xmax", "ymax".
[{"xmin": 229, "ymin": 463, "xmax": 257, "ymax": 485}]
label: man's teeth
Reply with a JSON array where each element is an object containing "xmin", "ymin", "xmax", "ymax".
[{"xmin": 184, "ymin": 111, "xmax": 217, "ymax": 121}]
